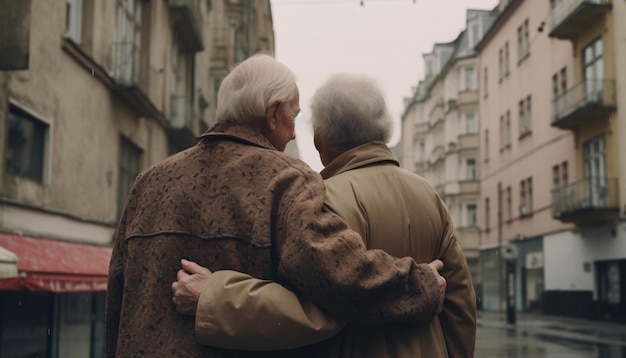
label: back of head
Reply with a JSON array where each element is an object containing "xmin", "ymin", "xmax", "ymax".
[
  {"xmin": 311, "ymin": 73, "xmax": 392, "ymax": 153},
  {"xmin": 216, "ymin": 53, "xmax": 298, "ymax": 125}
]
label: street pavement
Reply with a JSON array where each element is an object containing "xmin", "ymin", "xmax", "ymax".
[{"xmin": 475, "ymin": 310, "xmax": 626, "ymax": 357}]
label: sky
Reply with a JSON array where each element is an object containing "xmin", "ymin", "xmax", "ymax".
[{"xmin": 270, "ymin": 0, "xmax": 499, "ymax": 171}]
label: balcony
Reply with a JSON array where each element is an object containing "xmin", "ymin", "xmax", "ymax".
[
  {"xmin": 414, "ymin": 120, "xmax": 429, "ymax": 135},
  {"xmin": 167, "ymin": 95, "xmax": 197, "ymax": 151},
  {"xmin": 111, "ymin": 42, "xmax": 161, "ymax": 120},
  {"xmin": 549, "ymin": 0, "xmax": 612, "ymax": 40},
  {"xmin": 430, "ymin": 145, "xmax": 445, "ymax": 165},
  {"xmin": 552, "ymin": 177, "xmax": 619, "ymax": 224},
  {"xmin": 551, "ymin": 79, "xmax": 616, "ymax": 129},
  {"xmin": 458, "ymin": 133, "xmax": 479, "ymax": 151},
  {"xmin": 460, "ymin": 180, "xmax": 479, "ymax": 195},
  {"xmin": 458, "ymin": 90, "xmax": 478, "ymax": 106},
  {"xmin": 169, "ymin": 0, "xmax": 204, "ymax": 52},
  {"xmin": 429, "ymin": 99, "xmax": 444, "ymax": 127}
]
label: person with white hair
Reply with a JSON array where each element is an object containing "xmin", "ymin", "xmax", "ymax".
[
  {"xmin": 106, "ymin": 54, "xmax": 446, "ymax": 358},
  {"xmin": 172, "ymin": 73, "xmax": 477, "ymax": 357}
]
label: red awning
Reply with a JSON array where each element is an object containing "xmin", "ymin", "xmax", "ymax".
[{"xmin": 0, "ymin": 233, "xmax": 112, "ymax": 293}]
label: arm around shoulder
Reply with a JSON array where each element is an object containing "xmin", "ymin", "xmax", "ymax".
[{"xmin": 195, "ymin": 270, "xmax": 345, "ymax": 351}]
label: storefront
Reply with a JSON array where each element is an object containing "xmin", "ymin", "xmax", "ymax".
[{"xmin": 0, "ymin": 233, "xmax": 111, "ymax": 357}]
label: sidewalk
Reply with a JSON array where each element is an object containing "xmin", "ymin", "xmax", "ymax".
[{"xmin": 477, "ymin": 310, "xmax": 626, "ymax": 347}]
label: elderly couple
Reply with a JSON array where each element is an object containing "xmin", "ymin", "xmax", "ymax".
[{"xmin": 106, "ymin": 53, "xmax": 476, "ymax": 357}]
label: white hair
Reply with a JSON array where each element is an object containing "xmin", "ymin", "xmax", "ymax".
[
  {"xmin": 215, "ymin": 53, "xmax": 298, "ymax": 124},
  {"xmin": 310, "ymin": 73, "xmax": 392, "ymax": 152}
]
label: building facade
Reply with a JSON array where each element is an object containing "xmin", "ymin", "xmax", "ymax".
[
  {"xmin": 0, "ymin": 0, "xmax": 274, "ymax": 356},
  {"xmin": 476, "ymin": 0, "xmax": 577, "ymax": 314},
  {"xmin": 476, "ymin": 0, "xmax": 626, "ymax": 321},
  {"xmin": 544, "ymin": 0, "xmax": 626, "ymax": 321},
  {"xmin": 400, "ymin": 9, "xmax": 497, "ymax": 299},
  {"xmin": 401, "ymin": 0, "xmax": 626, "ymax": 322}
]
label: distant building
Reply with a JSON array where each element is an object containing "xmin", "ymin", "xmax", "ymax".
[
  {"xmin": 0, "ymin": 0, "xmax": 274, "ymax": 355},
  {"xmin": 401, "ymin": 0, "xmax": 626, "ymax": 323},
  {"xmin": 541, "ymin": 0, "xmax": 626, "ymax": 322},
  {"xmin": 478, "ymin": 0, "xmax": 626, "ymax": 321},
  {"xmin": 400, "ymin": 8, "xmax": 497, "ymax": 299}
]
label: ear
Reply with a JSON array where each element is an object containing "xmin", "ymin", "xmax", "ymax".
[
  {"xmin": 314, "ymin": 135, "xmax": 330, "ymax": 166},
  {"xmin": 265, "ymin": 100, "xmax": 281, "ymax": 130}
]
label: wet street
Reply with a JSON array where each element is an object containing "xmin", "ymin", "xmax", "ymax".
[{"xmin": 475, "ymin": 311, "xmax": 626, "ymax": 357}]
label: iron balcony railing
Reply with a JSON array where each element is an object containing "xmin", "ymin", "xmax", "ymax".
[
  {"xmin": 112, "ymin": 42, "xmax": 141, "ymax": 86},
  {"xmin": 551, "ymin": 177, "xmax": 619, "ymax": 219},
  {"xmin": 552, "ymin": 79, "xmax": 616, "ymax": 125}
]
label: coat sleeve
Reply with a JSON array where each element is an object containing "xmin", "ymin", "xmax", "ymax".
[
  {"xmin": 105, "ymin": 206, "xmax": 128, "ymax": 358},
  {"xmin": 194, "ymin": 270, "xmax": 346, "ymax": 350},
  {"xmin": 436, "ymin": 198, "xmax": 478, "ymax": 358},
  {"xmin": 270, "ymin": 164, "xmax": 442, "ymax": 325}
]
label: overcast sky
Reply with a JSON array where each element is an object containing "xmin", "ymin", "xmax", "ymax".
[{"xmin": 271, "ymin": 0, "xmax": 499, "ymax": 171}]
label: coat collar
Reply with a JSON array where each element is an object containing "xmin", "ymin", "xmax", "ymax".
[
  {"xmin": 320, "ymin": 142, "xmax": 399, "ymax": 179},
  {"xmin": 198, "ymin": 120, "xmax": 277, "ymax": 150}
]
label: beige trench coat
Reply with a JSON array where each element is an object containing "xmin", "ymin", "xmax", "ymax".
[{"xmin": 194, "ymin": 142, "xmax": 477, "ymax": 357}]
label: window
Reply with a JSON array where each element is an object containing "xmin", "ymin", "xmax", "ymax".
[
  {"xmin": 560, "ymin": 67, "xmax": 567, "ymax": 94},
  {"xmin": 469, "ymin": 21, "xmax": 481, "ymax": 49},
  {"xmin": 524, "ymin": 19, "xmax": 530, "ymax": 56},
  {"xmin": 499, "ymin": 115, "xmax": 504, "ymax": 151},
  {"xmin": 504, "ymin": 42, "xmax": 510, "ymax": 76},
  {"xmin": 466, "ymin": 159, "xmax": 477, "ymax": 180},
  {"xmin": 561, "ymin": 161, "xmax": 568, "ymax": 185},
  {"xmin": 553, "ymin": 164, "xmax": 560, "ymax": 188},
  {"xmin": 583, "ymin": 38, "xmax": 604, "ymax": 102},
  {"xmin": 0, "ymin": 292, "xmax": 51, "ymax": 357},
  {"xmin": 519, "ymin": 96, "xmax": 532, "ymax": 137},
  {"xmin": 520, "ymin": 177, "xmax": 533, "ymax": 217},
  {"xmin": 520, "ymin": 180, "xmax": 526, "ymax": 215},
  {"xmin": 170, "ymin": 41, "xmax": 193, "ymax": 129},
  {"xmin": 528, "ymin": 177, "xmax": 533, "ymax": 212},
  {"xmin": 506, "ymin": 186, "xmax": 512, "ymax": 222},
  {"xmin": 464, "ymin": 66, "xmax": 477, "ymax": 91},
  {"xmin": 518, "ymin": 18, "xmax": 530, "ymax": 61},
  {"xmin": 483, "ymin": 67, "xmax": 488, "ymax": 98},
  {"xmin": 113, "ymin": 0, "xmax": 143, "ymax": 84},
  {"xmin": 498, "ymin": 48, "xmax": 503, "ymax": 81},
  {"xmin": 517, "ymin": 26, "xmax": 523, "ymax": 61},
  {"xmin": 505, "ymin": 111, "xmax": 511, "ymax": 147},
  {"xmin": 484, "ymin": 197, "xmax": 490, "ymax": 232},
  {"xmin": 484, "ymin": 129, "xmax": 489, "ymax": 161},
  {"xmin": 525, "ymin": 96, "xmax": 532, "ymax": 133},
  {"xmin": 499, "ymin": 111, "xmax": 511, "ymax": 151},
  {"xmin": 583, "ymin": 136, "xmax": 607, "ymax": 205},
  {"xmin": 65, "ymin": 0, "xmax": 83, "ymax": 43},
  {"xmin": 553, "ymin": 67, "xmax": 568, "ymax": 99},
  {"xmin": 6, "ymin": 104, "xmax": 48, "ymax": 182},
  {"xmin": 118, "ymin": 136, "xmax": 142, "ymax": 215},
  {"xmin": 465, "ymin": 112, "xmax": 477, "ymax": 134},
  {"xmin": 57, "ymin": 293, "xmax": 106, "ymax": 357},
  {"xmin": 467, "ymin": 204, "xmax": 477, "ymax": 227}
]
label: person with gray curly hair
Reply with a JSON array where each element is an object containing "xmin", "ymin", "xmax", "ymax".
[
  {"xmin": 107, "ymin": 54, "xmax": 447, "ymax": 358},
  {"xmin": 310, "ymin": 73, "xmax": 392, "ymax": 159},
  {"xmin": 171, "ymin": 72, "xmax": 477, "ymax": 357}
]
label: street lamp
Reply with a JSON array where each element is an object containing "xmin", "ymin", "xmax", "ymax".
[{"xmin": 501, "ymin": 243, "xmax": 519, "ymax": 324}]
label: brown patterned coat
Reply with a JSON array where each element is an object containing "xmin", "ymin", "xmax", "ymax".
[{"xmin": 105, "ymin": 121, "xmax": 441, "ymax": 357}]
